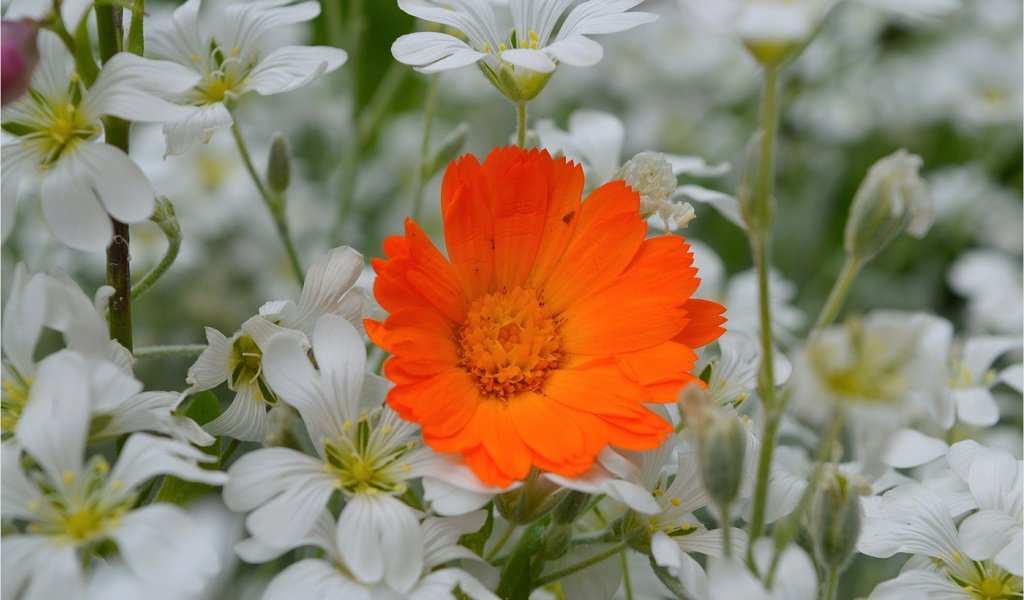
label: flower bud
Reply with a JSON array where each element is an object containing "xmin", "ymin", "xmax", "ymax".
[
  {"xmin": 2, "ymin": 20, "xmax": 39, "ymax": 106},
  {"xmin": 150, "ymin": 196, "xmax": 181, "ymax": 239},
  {"xmin": 267, "ymin": 132, "xmax": 291, "ymax": 195},
  {"xmin": 621, "ymin": 152, "xmax": 695, "ymax": 229},
  {"xmin": 540, "ymin": 522, "xmax": 573, "ymax": 559},
  {"xmin": 810, "ymin": 467, "xmax": 865, "ymax": 571},
  {"xmin": 680, "ymin": 384, "xmax": 747, "ymax": 506},
  {"xmin": 844, "ymin": 149, "xmax": 933, "ymax": 263}
]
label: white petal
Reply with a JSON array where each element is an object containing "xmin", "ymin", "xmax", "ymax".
[
  {"xmin": 248, "ymin": 45, "xmax": 348, "ymax": 96},
  {"xmin": 412, "ymin": 568, "xmax": 499, "ymax": 600},
  {"xmin": 40, "ymin": 157, "xmax": 114, "ymax": 251},
  {"xmin": 82, "ymin": 53, "xmax": 201, "ymax": 122},
  {"xmin": 995, "ymin": 528, "xmax": 1024, "ymax": 576},
  {"xmin": 543, "ymin": 36, "xmax": 603, "ymax": 67},
  {"xmin": 146, "ymin": 0, "xmax": 206, "ymax": 68},
  {"xmin": 186, "ymin": 327, "xmax": 233, "ymax": 392},
  {"xmin": 665, "ymin": 154, "xmax": 731, "ymax": 178},
  {"xmin": 556, "ymin": 0, "xmax": 657, "ymax": 38},
  {"xmin": 244, "ymin": 473, "xmax": 337, "ymax": 550},
  {"xmin": 392, "ymin": 32, "xmax": 486, "ymax": 72},
  {"xmin": 337, "ymin": 494, "xmax": 423, "ymax": 591},
  {"xmin": 959, "ymin": 509, "xmax": 1019, "ymax": 566},
  {"xmin": 679, "ymin": 527, "xmax": 748, "ymax": 559},
  {"xmin": 110, "ymin": 504, "xmax": 220, "ymax": 593},
  {"xmin": 651, "ymin": 530, "xmax": 683, "ymax": 575},
  {"xmin": 953, "ymin": 388, "xmax": 1000, "ymax": 427},
  {"xmin": 500, "ymin": 48, "xmax": 557, "ymax": 73},
  {"xmin": 16, "ymin": 352, "xmax": 90, "ymax": 486},
  {"xmin": 999, "ymin": 364, "xmax": 1024, "ymax": 393},
  {"xmin": 289, "ymin": 247, "xmax": 365, "ymax": 335},
  {"xmin": 260, "ymin": 328, "xmax": 338, "ymax": 446},
  {"xmin": 676, "ymin": 184, "xmax": 745, "ymax": 230},
  {"xmin": 102, "ymin": 391, "xmax": 215, "ymax": 446},
  {"xmin": 1, "ymin": 264, "xmax": 46, "ymax": 376},
  {"xmin": 421, "ymin": 511, "xmax": 487, "ymax": 567},
  {"xmin": 311, "ymin": 314, "xmax": 367, "ymax": 421},
  {"xmin": 109, "ymin": 432, "xmax": 226, "ymax": 491},
  {"xmin": 264, "ymin": 559, "xmax": 368, "ymax": 600},
  {"xmin": 882, "ymin": 429, "xmax": 949, "ymax": 469},
  {"xmin": 707, "ymin": 556, "xmax": 767, "ymax": 599},
  {"xmin": 967, "ymin": 447, "xmax": 1021, "ymax": 512},
  {"xmin": 161, "ymin": 103, "xmax": 234, "ymax": 156},
  {"xmin": 867, "ymin": 568, "xmax": 970, "ymax": 600},
  {"xmin": 202, "ymin": 383, "xmax": 270, "ymax": 443},
  {"xmin": 68, "ymin": 143, "xmax": 155, "ymax": 224},
  {"xmin": 1, "ymin": 442, "xmax": 43, "ymax": 520},
  {"xmin": 857, "ymin": 484, "xmax": 961, "ymax": 563},
  {"xmin": 421, "ymin": 455, "xmax": 516, "ymax": 516},
  {"xmin": 1, "ymin": 536, "xmax": 84, "ymax": 600},
  {"xmin": 946, "ymin": 439, "xmax": 986, "ymax": 483},
  {"xmin": 962, "ymin": 336, "xmax": 1022, "ymax": 384}
]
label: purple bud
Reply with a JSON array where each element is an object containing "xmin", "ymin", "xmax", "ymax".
[{"xmin": 2, "ymin": 20, "xmax": 40, "ymax": 106}]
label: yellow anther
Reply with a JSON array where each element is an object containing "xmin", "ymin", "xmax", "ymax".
[
  {"xmin": 190, "ymin": 53, "xmax": 201, "ymax": 62},
  {"xmin": 652, "ymin": 489, "xmax": 664, "ymax": 497},
  {"xmin": 382, "ymin": 425, "xmax": 393, "ymax": 434},
  {"xmin": 670, "ymin": 497, "xmax": 681, "ymax": 507},
  {"xmin": 342, "ymin": 421, "xmax": 353, "ymax": 432},
  {"xmin": 498, "ymin": 42, "xmax": 508, "ymax": 52},
  {"xmin": 110, "ymin": 480, "xmax": 124, "ymax": 491},
  {"xmin": 229, "ymin": 46, "xmax": 240, "ymax": 57},
  {"xmin": 63, "ymin": 470, "xmax": 76, "ymax": 485},
  {"xmin": 401, "ymin": 464, "xmax": 411, "ymax": 473},
  {"xmin": 952, "ymin": 551, "xmax": 962, "ymax": 563},
  {"xmin": 482, "ymin": 42, "xmax": 491, "ymax": 53}
]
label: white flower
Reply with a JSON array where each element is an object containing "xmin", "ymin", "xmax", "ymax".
[
  {"xmin": 791, "ymin": 310, "xmax": 937, "ymax": 475},
  {"xmin": 946, "ymin": 440, "xmax": 1023, "ymax": 576},
  {"xmin": 948, "ymin": 249, "xmax": 1024, "ymax": 336},
  {"xmin": 2, "ymin": 265, "xmax": 209, "ymax": 446},
  {"xmin": 392, "ymin": 0, "xmax": 656, "ymax": 100},
  {"xmin": 421, "ymin": 454, "xmax": 520, "ymax": 516},
  {"xmin": 1, "ymin": 32, "xmax": 200, "ymax": 251},
  {"xmin": 920, "ymin": 317, "xmax": 1022, "ymax": 429},
  {"xmin": 621, "ymin": 152, "xmax": 697, "ymax": 229},
  {"xmin": 1, "ymin": 353, "xmax": 228, "ymax": 599},
  {"xmin": 223, "ymin": 315, "xmax": 442, "ymax": 593},
  {"xmin": 148, "ymin": 0, "xmax": 348, "ymax": 155},
  {"xmin": 859, "ymin": 480, "xmax": 1023, "ymax": 599},
  {"xmin": 185, "ymin": 246, "xmax": 368, "ymax": 442}
]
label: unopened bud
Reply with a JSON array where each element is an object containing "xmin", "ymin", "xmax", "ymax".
[
  {"xmin": 2, "ymin": 20, "xmax": 39, "ymax": 106},
  {"xmin": 267, "ymin": 132, "xmax": 291, "ymax": 195},
  {"xmin": 680, "ymin": 384, "xmax": 747, "ymax": 506},
  {"xmin": 739, "ymin": 4, "xmax": 811, "ymax": 67},
  {"xmin": 621, "ymin": 152, "xmax": 695, "ymax": 229},
  {"xmin": 844, "ymin": 149, "xmax": 932, "ymax": 263},
  {"xmin": 810, "ymin": 467, "xmax": 865, "ymax": 571},
  {"xmin": 150, "ymin": 196, "xmax": 181, "ymax": 239}
]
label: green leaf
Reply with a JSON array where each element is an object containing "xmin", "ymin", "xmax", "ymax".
[
  {"xmin": 496, "ymin": 522, "xmax": 544, "ymax": 600},
  {"xmin": 152, "ymin": 392, "xmax": 221, "ymax": 506}
]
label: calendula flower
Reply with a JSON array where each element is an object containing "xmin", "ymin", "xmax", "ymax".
[{"xmin": 367, "ymin": 147, "xmax": 725, "ymax": 487}]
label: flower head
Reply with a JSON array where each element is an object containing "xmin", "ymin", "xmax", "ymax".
[
  {"xmin": 367, "ymin": 147, "xmax": 725, "ymax": 487},
  {"xmin": 148, "ymin": 0, "xmax": 348, "ymax": 155},
  {"xmin": 1, "ymin": 32, "xmax": 200, "ymax": 250},
  {"xmin": 392, "ymin": 0, "xmax": 656, "ymax": 101}
]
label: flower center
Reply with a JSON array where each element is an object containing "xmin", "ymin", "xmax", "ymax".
[
  {"xmin": 457, "ymin": 287, "xmax": 562, "ymax": 399},
  {"xmin": 229, "ymin": 334, "xmax": 263, "ymax": 388},
  {"xmin": 322, "ymin": 414, "xmax": 416, "ymax": 496},
  {"xmin": 1, "ymin": 374, "xmax": 32, "ymax": 438}
]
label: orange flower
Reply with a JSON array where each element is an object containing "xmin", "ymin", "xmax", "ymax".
[{"xmin": 366, "ymin": 147, "xmax": 725, "ymax": 487}]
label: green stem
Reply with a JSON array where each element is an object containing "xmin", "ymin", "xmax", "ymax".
[
  {"xmin": 765, "ymin": 413, "xmax": 845, "ymax": 587},
  {"xmin": 745, "ymin": 65, "xmax": 781, "ymax": 549},
  {"xmin": 133, "ymin": 344, "xmax": 207, "ymax": 358},
  {"xmin": 485, "ymin": 520, "xmax": 516, "ymax": 562},
  {"xmin": 721, "ymin": 503, "xmax": 733, "ymax": 559},
  {"xmin": 131, "ymin": 219, "xmax": 180, "ymax": 301},
  {"xmin": 620, "ymin": 550, "xmax": 635, "ymax": 600},
  {"xmin": 516, "ymin": 100, "xmax": 528, "ymax": 148},
  {"xmin": 230, "ymin": 122, "xmax": 305, "ymax": 285},
  {"xmin": 356, "ymin": 62, "xmax": 406, "ymax": 147},
  {"xmin": 534, "ymin": 540, "xmax": 629, "ymax": 586},
  {"xmin": 411, "ymin": 73, "xmax": 440, "ymax": 222},
  {"xmin": 95, "ymin": 4, "xmax": 134, "ymax": 352},
  {"xmin": 126, "ymin": 0, "xmax": 145, "ymax": 56},
  {"xmin": 814, "ymin": 256, "xmax": 862, "ymax": 331},
  {"xmin": 823, "ymin": 566, "xmax": 840, "ymax": 600},
  {"xmin": 323, "ymin": 0, "xmax": 344, "ymax": 49}
]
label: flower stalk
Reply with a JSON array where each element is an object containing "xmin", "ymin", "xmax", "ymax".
[
  {"xmin": 230, "ymin": 121, "xmax": 304, "ymax": 285},
  {"xmin": 131, "ymin": 197, "xmax": 182, "ymax": 301},
  {"xmin": 745, "ymin": 64, "xmax": 781, "ymax": 547},
  {"xmin": 411, "ymin": 73, "xmax": 439, "ymax": 222},
  {"xmin": 516, "ymin": 100, "xmax": 528, "ymax": 148},
  {"xmin": 815, "ymin": 256, "xmax": 863, "ymax": 331}
]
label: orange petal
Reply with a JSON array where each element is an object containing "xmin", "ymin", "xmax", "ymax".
[
  {"xmin": 463, "ymin": 445, "xmax": 516, "ymax": 487},
  {"xmin": 674, "ymin": 298, "xmax": 727, "ymax": 350},
  {"xmin": 475, "ymin": 401, "xmax": 533, "ymax": 482},
  {"xmin": 387, "ymin": 369, "xmax": 478, "ymax": 439}
]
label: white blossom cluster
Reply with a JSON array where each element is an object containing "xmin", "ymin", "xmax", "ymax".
[{"xmin": 1, "ymin": 0, "xmax": 1021, "ymax": 599}]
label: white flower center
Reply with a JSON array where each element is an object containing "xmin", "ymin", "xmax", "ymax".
[
  {"xmin": 26, "ymin": 458, "xmax": 135, "ymax": 546},
  {"xmin": 3, "ymin": 85, "xmax": 102, "ymax": 167},
  {"xmin": 322, "ymin": 411, "xmax": 417, "ymax": 496},
  {"xmin": 944, "ymin": 555, "xmax": 1022, "ymax": 600}
]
